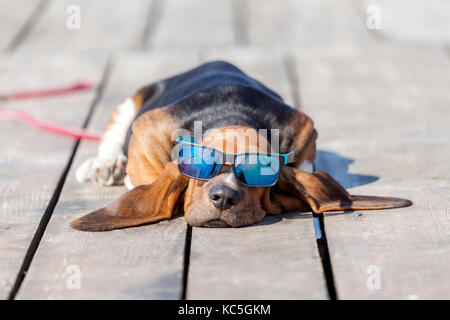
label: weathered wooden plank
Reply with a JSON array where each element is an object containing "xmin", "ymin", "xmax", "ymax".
[
  {"xmin": 17, "ymin": 51, "xmax": 200, "ymax": 299},
  {"xmin": 17, "ymin": 0, "xmax": 150, "ymax": 52},
  {"xmin": 151, "ymin": 0, "xmax": 234, "ymax": 49},
  {"xmin": 187, "ymin": 213, "xmax": 327, "ymax": 299},
  {"xmin": 186, "ymin": 49, "xmax": 328, "ymax": 299},
  {"xmin": 351, "ymin": 0, "xmax": 450, "ymax": 46},
  {"xmin": 0, "ymin": 0, "xmax": 44, "ymax": 51},
  {"xmin": 247, "ymin": 0, "xmax": 373, "ymax": 51},
  {"xmin": 0, "ymin": 53, "xmax": 106, "ymax": 299},
  {"xmin": 295, "ymin": 46, "xmax": 450, "ymax": 299}
]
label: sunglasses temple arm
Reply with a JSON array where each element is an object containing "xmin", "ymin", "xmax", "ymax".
[{"xmin": 285, "ymin": 151, "xmax": 295, "ymax": 165}]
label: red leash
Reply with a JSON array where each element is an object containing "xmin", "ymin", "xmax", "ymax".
[
  {"xmin": 0, "ymin": 81, "xmax": 101, "ymax": 141},
  {"xmin": 0, "ymin": 81, "xmax": 94, "ymax": 100},
  {"xmin": 0, "ymin": 109, "xmax": 101, "ymax": 140}
]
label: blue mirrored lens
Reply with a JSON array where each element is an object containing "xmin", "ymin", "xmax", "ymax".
[
  {"xmin": 234, "ymin": 154, "xmax": 281, "ymax": 186},
  {"xmin": 178, "ymin": 145, "xmax": 222, "ymax": 179}
]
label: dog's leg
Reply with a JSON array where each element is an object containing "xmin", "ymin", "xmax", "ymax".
[
  {"xmin": 75, "ymin": 98, "xmax": 133, "ymax": 186},
  {"xmin": 76, "ymin": 84, "xmax": 157, "ymax": 186}
]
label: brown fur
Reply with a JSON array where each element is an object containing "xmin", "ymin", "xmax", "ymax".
[
  {"xmin": 103, "ymin": 84, "xmax": 156, "ymax": 138},
  {"xmin": 126, "ymin": 106, "xmax": 178, "ymax": 186},
  {"xmin": 71, "ymin": 106, "xmax": 411, "ymax": 231},
  {"xmin": 71, "ymin": 162, "xmax": 188, "ymax": 231}
]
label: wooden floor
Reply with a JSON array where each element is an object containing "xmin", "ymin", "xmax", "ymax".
[{"xmin": 1, "ymin": 0, "xmax": 449, "ymax": 299}]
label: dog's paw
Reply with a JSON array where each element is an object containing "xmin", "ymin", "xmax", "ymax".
[{"xmin": 75, "ymin": 154, "xmax": 127, "ymax": 186}]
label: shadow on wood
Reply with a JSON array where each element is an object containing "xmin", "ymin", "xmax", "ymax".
[{"xmin": 315, "ymin": 150, "xmax": 379, "ymax": 189}]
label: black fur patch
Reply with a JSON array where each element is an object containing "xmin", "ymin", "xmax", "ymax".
[{"xmin": 124, "ymin": 61, "xmax": 300, "ymax": 154}]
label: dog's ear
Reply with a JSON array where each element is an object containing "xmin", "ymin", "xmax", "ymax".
[
  {"xmin": 268, "ymin": 166, "xmax": 412, "ymax": 214},
  {"xmin": 71, "ymin": 162, "xmax": 189, "ymax": 231}
]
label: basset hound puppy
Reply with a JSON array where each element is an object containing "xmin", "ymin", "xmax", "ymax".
[{"xmin": 72, "ymin": 61, "xmax": 411, "ymax": 231}]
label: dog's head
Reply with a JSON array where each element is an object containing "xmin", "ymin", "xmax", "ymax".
[
  {"xmin": 71, "ymin": 126, "xmax": 411, "ymax": 231},
  {"xmin": 182, "ymin": 126, "xmax": 273, "ymax": 228}
]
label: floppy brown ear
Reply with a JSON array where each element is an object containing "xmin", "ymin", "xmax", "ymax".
[
  {"xmin": 71, "ymin": 162, "xmax": 189, "ymax": 231},
  {"xmin": 272, "ymin": 166, "xmax": 412, "ymax": 214}
]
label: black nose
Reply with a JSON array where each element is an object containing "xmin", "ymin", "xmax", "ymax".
[{"xmin": 208, "ymin": 185, "xmax": 240, "ymax": 210}]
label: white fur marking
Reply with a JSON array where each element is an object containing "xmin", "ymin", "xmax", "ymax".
[
  {"xmin": 298, "ymin": 160, "xmax": 314, "ymax": 173},
  {"xmin": 76, "ymin": 157, "xmax": 95, "ymax": 183},
  {"xmin": 76, "ymin": 98, "xmax": 136, "ymax": 185},
  {"xmin": 124, "ymin": 175, "xmax": 135, "ymax": 190},
  {"xmin": 224, "ymin": 172, "xmax": 239, "ymax": 188},
  {"xmin": 98, "ymin": 98, "xmax": 136, "ymax": 158}
]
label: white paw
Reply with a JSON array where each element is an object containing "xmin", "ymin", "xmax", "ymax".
[{"xmin": 75, "ymin": 154, "xmax": 127, "ymax": 186}]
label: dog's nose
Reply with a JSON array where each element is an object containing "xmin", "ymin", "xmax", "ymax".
[{"xmin": 208, "ymin": 185, "xmax": 240, "ymax": 210}]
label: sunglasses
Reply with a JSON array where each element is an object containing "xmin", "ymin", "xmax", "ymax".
[{"xmin": 175, "ymin": 136, "xmax": 294, "ymax": 187}]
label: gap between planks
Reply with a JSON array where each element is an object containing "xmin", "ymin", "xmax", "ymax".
[
  {"xmin": 140, "ymin": 0, "xmax": 166, "ymax": 50},
  {"xmin": 285, "ymin": 58, "xmax": 338, "ymax": 300},
  {"xmin": 231, "ymin": 0, "xmax": 249, "ymax": 46},
  {"xmin": 184, "ymin": 48, "xmax": 330, "ymax": 299},
  {"xmin": 7, "ymin": 58, "xmax": 113, "ymax": 300},
  {"xmin": 4, "ymin": 0, "xmax": 49, "ymax": 53},
  {"xmin": 181, "ymin": 225, "xmax": 192, "ymax": 300}
]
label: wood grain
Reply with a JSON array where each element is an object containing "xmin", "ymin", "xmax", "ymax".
[
  {"xmin": 351, "ymin": 0, "xmax": 450, "ymax": 46},
  {"xmin": 16, "ymin": 51, "xmax": 200, "ymax": 299},
  {"xmin": 151, "ymin": 0, "xmax": 234, "ymax": 49},
  {"xmin": 17, "ymin": 0, "xmax": 150, "ymax": 52},
  {"xmin": 185, "ymin": 49, "xmax": 328, "ymax": 299},
  {"xmin": 187, "ymin": 213, "xmax": 327, "ymax": 299},
  {"xmin": 246, "ymin": 0, "xmax": 373, "ymax": 51},
  {"xmin": 295, "ymin": 46, "xmax": 450, "ymax": 299},
  {"xmin": 0, "ymin": 53, "xmax": 106, "ymax": 299},
  {"xmin": 3, "ymin": 0, "xmax": 449, "ymax": 300},
  {"xmin": 0, "ymin": 0, "xmax": 43, "ymax": 51}
]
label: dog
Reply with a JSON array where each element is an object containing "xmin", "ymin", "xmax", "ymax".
[{"xmin": 72, "ymin": 61, "xmax": 411, "ymax": 231}]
